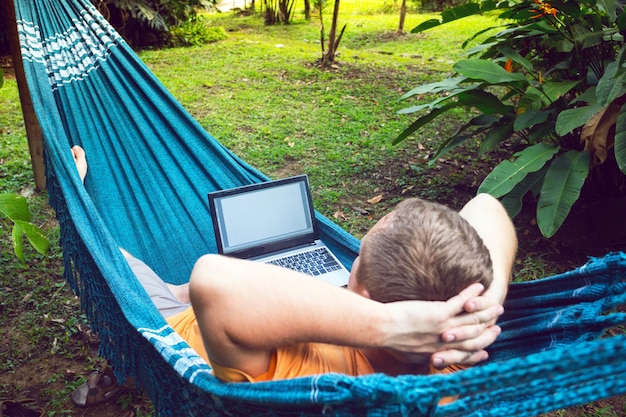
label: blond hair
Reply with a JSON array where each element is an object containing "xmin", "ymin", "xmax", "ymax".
[{"xmin": 357, "ymin": 198, "xmax": 493, "ymax": 302}]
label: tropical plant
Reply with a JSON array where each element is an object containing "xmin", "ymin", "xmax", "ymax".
[
  {"xmin": 0, "ymin": 194, "xmax": 49, "ymax": 265},
  {"xmin": 396, "ymin": 0, "xmax": 626, "ymax": 237},
  {"xmin": 170, "ymin": 17, "xmax": 227, "ymax": 47},
  {"xmin": 92, "ymin": 0, "xmax": 217, "ymax": 46}
]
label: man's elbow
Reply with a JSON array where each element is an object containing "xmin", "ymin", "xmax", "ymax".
[{"xmin": 189, "ymin": 254, "xmax": 229, "ymax": 308}]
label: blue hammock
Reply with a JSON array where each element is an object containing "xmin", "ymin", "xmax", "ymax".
[{"xmin": 11, "ymin": 0, "xmax": 626, "ymax": 415}]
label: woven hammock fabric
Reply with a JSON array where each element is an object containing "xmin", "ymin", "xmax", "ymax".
[{"xmin": 11, "ymin": 0, "xmax": 626, "ymax": 416}]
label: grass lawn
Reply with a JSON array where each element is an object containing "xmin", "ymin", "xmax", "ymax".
[{"xmin": 0, "ymin": 1, "xmax": 624, "ymax": 416}]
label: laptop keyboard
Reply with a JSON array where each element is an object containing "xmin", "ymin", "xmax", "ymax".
[{"xmin": 265, "ymin": 247, "xmax": 343, "ymax": 276}]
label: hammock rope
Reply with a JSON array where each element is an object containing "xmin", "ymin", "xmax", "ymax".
[{"xmin": 11, "ymin": 0, "xmax": 626, "ymax": 415}]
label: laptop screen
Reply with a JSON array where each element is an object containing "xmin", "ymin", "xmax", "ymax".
[{"xmin": 210, "ymin": 176, "xmax": 316, "ymax": 257}]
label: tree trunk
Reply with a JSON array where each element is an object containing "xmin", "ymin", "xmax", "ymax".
[
  {"xmin": 1, "ymin": 0, "xmax": 46, "ymax": 190},
  {"xmin": 321, "ymin": 0, "xmax": 341, "ymax": 67},
  {"xmin": 264, "ymin": 0, "xmax": 279, "ymax": 24},
  {"xmin": 398, "ymin": 0, "xmax": 407, "ymax": 33},
  {"xmin": 304, "ymin": 0, "xmax": 311, "ymax": 19}
]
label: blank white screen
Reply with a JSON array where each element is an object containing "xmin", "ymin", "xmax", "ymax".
[{"xmin": 216, "ymin": 181, "xmax": 313, "ymax": 252}]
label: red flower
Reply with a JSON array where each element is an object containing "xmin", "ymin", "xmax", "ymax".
[
  {"xmin": 504, "ymin": 58, "xmax": 513, "ymax": 72},
  {"xmin": 530, "ymin": 0, "xmax": 558, "ymax": 18}
]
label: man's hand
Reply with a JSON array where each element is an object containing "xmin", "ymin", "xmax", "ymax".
[{"xmin": 382, "ymin": 283, "xmax": 504, "ymax": 368}]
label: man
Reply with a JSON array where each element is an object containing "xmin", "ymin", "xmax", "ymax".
[
  {"xmin": 70, "ymin": 146, "xmax": 513, "ymax": 392},
  {"xmin": 186, "ymin": 193, "xmax": 515, "ymax": 382}
]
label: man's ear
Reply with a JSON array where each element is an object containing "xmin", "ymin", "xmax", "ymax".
[
  {"xmin": 348, "ymin": 256, "xmax": 371, "ymax": 299},
  {"xmin": 351, "ymin": 279, "xmax": 371, "ymax": 299},
  {"xmin": 358, "ymin": 285, "xmax": 371, "ymax": 299}
]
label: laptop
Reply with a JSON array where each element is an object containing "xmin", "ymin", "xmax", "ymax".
[{"xmin": 208, "ymin": 175, "xmax": 350, "ymax": 286}]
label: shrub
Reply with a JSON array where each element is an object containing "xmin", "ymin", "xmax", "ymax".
[
  {"xmin": 170, "ymin": 18, "xmax": 227, "ymax": 47},
  {"xmin": 396, "ymin": 0, "xmax": 626, "ymax": 238},
  {"xmin": 0, "ymin": 194, "xmax": 49, "ymax": 265}
]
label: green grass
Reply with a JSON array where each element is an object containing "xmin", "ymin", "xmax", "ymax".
[
  {"xmin": 0, "ymin": 2, "xmax": 623, "ymax": 415},
  {"xmin": 141, "ymin": 4, "xmax": 497, "ymax": 234}
]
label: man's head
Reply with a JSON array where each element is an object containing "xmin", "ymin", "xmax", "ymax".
[{"xmin": 349, "ymin": 198, "xmax": 493, "ymax": 302}]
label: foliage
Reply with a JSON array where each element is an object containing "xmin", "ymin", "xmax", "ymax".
[
  {"xmin": 397, "ymin": 0, "xmax": 626, "ymax": 238},
  {"xmin": 263, "ymin": 0, "xmax": 296, "ymax": 24},
  {"xmin": 0, "ymin": 60, "xmax": 48, "ymax": 265},
  {"xmin": 0, "ymin": 193, "xmax": 49, "ymax": 265},
  {"xmin": 92, "ymin": 0, "xmax": 217, "ymax": 47},
  {"xmin": 170, "ymin": 17, "xmax": 227, "ymax": 47},
  {"xmin": 418, "ymin": 0, "xmax": 467, "ymax": 12},
  {"xmin": 1, "ymin": 7, "xmax": 624, "ymax": 413}
]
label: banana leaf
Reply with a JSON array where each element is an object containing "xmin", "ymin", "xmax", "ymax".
[
  {"xmin": 399, "ymin": 76, "xmax": 468, "ymax": 100},
  {"xmin": 479, "ymin": 117, "xmax": 515, "ymax": 155},
  {"xmin": 537, "ymin": 150, "xmax": 591, "ymax": 238},
  {"xmin": 426, "ymin": 114, "xmax": 498, "ymax": 162},
  {"xmin": 453, "ymin": 59, "xmax": 527, "ymax": 83},
  {"xmin": 556, "ymin": 101, "xmax": 604, "ymax": 136},
  {"xmin": 500, "ymin": 166, "xmax": 548, "ymax": 218},
  {"xmin": 615, "ymin": 101, "xmax": 626, "ymax": 173},
  {"xmin": 478, "ymin": 143, "xmax": 559, "ymax": 197},
  {"xmin": 393, "ymin": 104, "xmax": 457, "ymax": 144}
]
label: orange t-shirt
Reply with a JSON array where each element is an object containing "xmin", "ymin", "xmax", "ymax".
[
  {"xmin": 165, "ymin": 306, "xmax": 210, "ymax": 363},
  {"xmin": 167, "ymin": 305, "xmax": 467, "ymax": 403},
  {"xmin": 212, "ymin": 342, "xmax": 375, "ymax": 382}
]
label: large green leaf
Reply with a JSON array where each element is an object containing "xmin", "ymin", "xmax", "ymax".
[
  {"xmin": 400, "ymin": 76, "xmax": 469, "ymax": 100},
  {"xmin": 453, "ymin": 59, "xmax": 527, "ymax": 83},
  {"xmin": 479, "ymin": 118, "xmax": 515, "ymax": 155},
  {"xmin": 400, "ymin": 76, "xmax": 467, "ymax": 100},
  {"xmin": 555, "ymin": 101, "xmax": 604, "ymax": 136},
  {"xmin": 0, "ymin": 193, "xmax": 49, "ymax": 265},
  {"xmin": 596, "ymin": 61, "xmax": 626, "ymax": 106},
  {"xmin": 615, "ymin": 101, "xmax": 626, "ymax": 173},
  {"xmin": 478, "ymin": 143, "xmax": 559, "ymax": 197},
  {"xmin": 571, "ymin": 23, "xmax": 603, "ymax": 49},
  {"xmin": 597, "ymin": 0, "xmax": 617, "ymax": 22},
  {"xmin": 12, "ymin": 223, "xmax": 25, "ymax": 266},
  {"xmin": 514, "ymin": 109, "xmax": 551, "ymax": 132},
  {"xmin": 537, "ymin": 150, "xmax": 591, "ymax": 238},
  {"xmin": 448, "ymin": 114, "xmax": 498, "ymax": 138},
  {"xmin": 457, "ymin": 90, "xmax": 512, "ymax": 115},
  {"xmin": 394, "ymin": 104, "xmax": 456, "ymax": 144},
  {"xmin": 535, "ymin": 81, "xmax": 581, "ymax": 104},
  {"xmin": 527, "ymin": 119, "xmax": 557, "ymax": 142},
  {"xmin": 410, "ymin": 19, "xmax": 441, "ymax": 33},
  {"xmin": 429, "ymin": 133, "xmax": 477, "ymax": 165},
  {"xmin": 500, "ymin": 166, "xmax": 548, "ymax": 218},
  {"xmin": 14, "ymin": 220, "xmax": 49, "ymax": 257},
  {"xmin": 427, "ymin": 114, "xmax": 498, "ymax": 161},
  {"xmin": 398, "ymin": 84, "xmax": 477, "ymax": 114},
  {"xmin": 516, "ymin": 88, "xmax": 544, "ymax": 114},
  {"xmin": 0, "ymin": 194, "xmax": 32, "ymax": 223}
]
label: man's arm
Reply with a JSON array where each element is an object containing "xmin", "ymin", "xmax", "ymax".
[
  {"xmin": 429, "ymin": 193, "xmax": 516, "ymax": 368},
  {"xmin": 459, "ymin": 193, "xmax": 517, "ymax": 313},
  {"xmin": 189, "ymin": 254, "xmax": 503, "ymax": 379}
]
